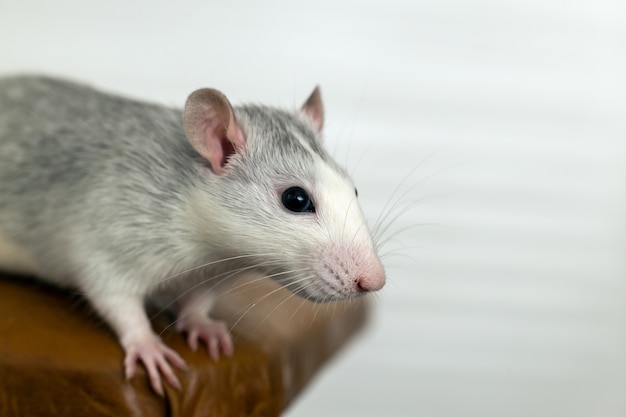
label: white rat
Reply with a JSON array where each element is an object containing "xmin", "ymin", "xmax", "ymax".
[{"xmin": 0, "ymin": 76, "xmax": 386, "ymax": 395}]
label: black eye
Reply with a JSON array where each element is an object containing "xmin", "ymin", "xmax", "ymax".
[
  {"xmin": 355, "ymin": 187, "xmax": 359, "ymax": 197},
  {"xmin": 282, "ymin": 187, "xmax": 315, "ymax": 213}
]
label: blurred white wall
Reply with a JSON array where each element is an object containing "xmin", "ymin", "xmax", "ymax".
[{"xmin": 1, "ymin": 1, "xmax": 625, "ymax": 416}]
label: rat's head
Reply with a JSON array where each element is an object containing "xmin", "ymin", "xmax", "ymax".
[{"xmin": 183, "ymin": 87, "xmax": 385, "ymax": 302}]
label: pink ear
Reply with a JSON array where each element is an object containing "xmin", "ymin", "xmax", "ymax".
[
  {"xmin": 183, "ymin": 88, "xmax": 246, "ymax": 175},
  {"xmin": 301, "ymin": 86, "xmax": 324, "ymax": 133}
]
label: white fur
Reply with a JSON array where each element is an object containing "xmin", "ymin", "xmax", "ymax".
[{"xmin": 291, "ymin": 157, "xmax": 385, "ymax": 299}]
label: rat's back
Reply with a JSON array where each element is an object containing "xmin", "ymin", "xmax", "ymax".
[
  {"xmin": 0, "ymin": 76, "xmax": 96, "ymax": 278},
  {"xmin": 0, "ymin": 76, "xmax": 192, "ymax": 284},
  {"xmin": 0, "ymin": 77, "xmax": 107, "ymax": 209}
]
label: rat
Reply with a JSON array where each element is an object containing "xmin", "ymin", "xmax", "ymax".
[{"xmin": 0, "ymin": 76, "xmax": 386, "ymax": 395}]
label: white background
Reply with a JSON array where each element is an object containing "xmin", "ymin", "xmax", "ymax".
[{"xmin": 1, "ymin": 1, "xmax": 625, "ymax": 416}]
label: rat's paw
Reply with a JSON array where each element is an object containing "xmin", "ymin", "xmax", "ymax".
[
  {"xmin": 176, "ymin": 315, "xmax": 234, "ymax": 361},
  {"xmin": 123, "ymin": 334, "xmax": 188, "ymax": 396}
]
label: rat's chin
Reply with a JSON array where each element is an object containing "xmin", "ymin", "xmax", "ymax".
[
  {"xmin": 264, "ymin": 266, "xmax": 364, "ymax": 302},
  {"xmin": 288, "ymin": 280, "xmax": 366, "ymax": 303},
  {"xmin": 308, "ymin": 291, "xmax": 367, "ymax": 303}
]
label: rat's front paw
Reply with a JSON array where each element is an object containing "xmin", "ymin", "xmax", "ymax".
[
  {"xmin": 176, "ymin": 315, "xmax": 234, "ymax": 361},
  {"xmin": 123, "ymin": 334, "xmax": 188, "ymax": 396}
]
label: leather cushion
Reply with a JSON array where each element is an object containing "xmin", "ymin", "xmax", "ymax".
[{"xmin": 0, "ymin": 273, "xmax": 369, "ymax": 416}]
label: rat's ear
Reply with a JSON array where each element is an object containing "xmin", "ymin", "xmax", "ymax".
[
  {"xmin": 300, "ymin": 86, "xmax": 324, "ymax": 133},
  {"xmin": 183, "ymin": 88, "xmax": 246, "ymax": 175}
]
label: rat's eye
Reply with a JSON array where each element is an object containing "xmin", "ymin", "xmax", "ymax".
[
  {"xmin": 355, "ymin": 187, "xmax": 359, "ymax": 197},
  {"xmin": 282, "ymin": 187, "xmax": 315, "ymax": 213}
]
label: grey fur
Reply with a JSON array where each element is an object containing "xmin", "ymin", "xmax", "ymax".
[
  {"xmin": 0, "ymin": 76, "xmax": 384, "ymax": 386},
  {"xmin": 0, "ymin": 76, "xmax": 357, "ymax": 299},
  {"xmin": 1, "ymin": 77, "xmax": 198, "ymax": 289}
]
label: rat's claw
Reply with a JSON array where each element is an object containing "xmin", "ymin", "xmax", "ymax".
[
  {"xmin": 176, "ymin": 315, "xmax": 233, "ymax": 360},
  {"xmin": 123, "ymin": 334, "xmax": 187, "ymax": 396}
]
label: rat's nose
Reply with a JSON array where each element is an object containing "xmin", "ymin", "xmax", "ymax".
[{"xmin": 356, "ymin": 272, "xmax": 386, "ymax": 293}]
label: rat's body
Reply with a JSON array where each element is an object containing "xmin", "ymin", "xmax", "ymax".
[{"xmin": 0, "ymin": 76, "xmax": 385, "ymax": 394}]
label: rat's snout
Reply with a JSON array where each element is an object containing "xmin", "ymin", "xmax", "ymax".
[
  {"xmin": 314, "ymin": 243, "xmax": 386, "ymax": 300},
  {"xmin": 356, "ymin": 271, "xmax": 386, "ymax": 293},
  {"xmin": 355, "ymin": 260, "xmax": 386, "ymax": 293}
]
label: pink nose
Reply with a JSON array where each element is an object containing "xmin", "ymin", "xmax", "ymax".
[{"xmin": 356, "ymin": 272, "xmax": 386, "ymax": 293}]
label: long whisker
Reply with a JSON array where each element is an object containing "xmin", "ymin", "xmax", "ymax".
[
  {"xmin": 371, "ymin": 160, "xmax": 461, "ymax": 250},
  {"xmin": 373, "ymin": 198, "xmax": 433, "ymax": 247},
  {"xmin": 231, "ymin": 273, "xmax": 315, "ymax": 316},
  {"xmin": 285, "ymin": 290, "xmax": 312, "ymax": 323},
  {"xmin": 217, "ymin": 267, "xmax": 312, "ymax": 299},
  {"xmin": 151, "ymin": 259, "xmax": 285, "ymax": 320},
  {"xmin": 371, "ymin": 168, "xmax": 446, "ymax": 243},
  {"xmin": 228, "ymin": 275, "xmax": 316, "ymax": 333},
  {"xmin": 372, "ymin": 146, "xmax": 445, "ymax": 236},
  {"xmin": 254, "ymin": 286, "xmax": 307, "ymax": 329},
  {"xmin": 308, "ymin": 291, "xmax": 332, "ymax": 328},
  {"xmin": 163, "ymin": 269, "xmax": 314, "ymax": 336},
  {"xmin": 378, "ymin": 245, "xmax": 433, "ymax": 260},
  {"xmin": 154, "ymin": 253, "xmax": 278, "ymax": 287},
  {"xmin": 377, "ymin": 223, "xmax": 442, "ymax": 250},
  {"xmin": 372, "ymin": 196, "xmax": 430, "ymax": 244},
  {"xmin": 379, "ymin": 251, "xmax": 419, "ymax": 264}
]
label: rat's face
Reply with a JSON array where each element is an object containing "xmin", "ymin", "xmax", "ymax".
[
  {"xmin": 271, "ymin": 158, "xmax": 386, "ymax": 301},
  {"xmin": 183, "ymin": 87, "xmax": 385, "ymax": 302},
  {"xmin": 213, "ymin": 107, "xmax": 386, "ymax": 302}
]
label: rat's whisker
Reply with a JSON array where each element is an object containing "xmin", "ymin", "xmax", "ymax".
[
  {"xmin": 379, "ymin": 245, "xmax": 432, "ymax": 260},
  {"xmin": 155, "ymin": 253, "xmax": 279, "ymax": 286},
  {"xmin": 217, "ymin": 267, "xmax": 312, "ymax": 299},
  {"xmin": 372, "ymin": 147, "xmax": 444, "ymax": 236},
  {"xmin": 228, "ymin": 275, "xmax": 316, "ymax": 333},
  {"xmin": 372, "ymin": 196, "xmax": 430, "ymax": 244},
  {"xmin": 150, "ymin": 259, "xmax": 286, "ymax": 320},
  {"xmin": 160, "ymin": 268, "xmax": 310, "ymax": 335},
  {"xmin": 377, "ymin": 223, "xmax": 442, "ymax": 250},
  {"xmin": 254, "ymin": 275, "xmax": 319, "ymax": 327}
]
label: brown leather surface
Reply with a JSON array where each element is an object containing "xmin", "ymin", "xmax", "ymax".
[{"xmin": 0, "ymin": 273, "xmax": 369, "ymax": 416}]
